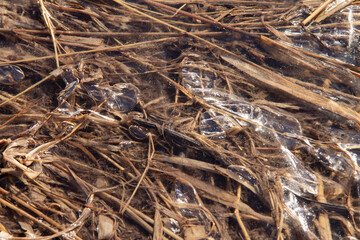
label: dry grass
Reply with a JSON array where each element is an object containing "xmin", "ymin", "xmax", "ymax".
[{"xmin": 0, "ymin": 0, "xmax": 359, "ymax": 239}]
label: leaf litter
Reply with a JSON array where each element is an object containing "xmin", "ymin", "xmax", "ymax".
[{"xmin": 0, "ymin": 0, "xmax": 359, "ymax": 239}]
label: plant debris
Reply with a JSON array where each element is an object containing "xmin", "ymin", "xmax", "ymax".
[{"xmin": 0, "ymin": 0, "xmax": 360, "ymax": 239}]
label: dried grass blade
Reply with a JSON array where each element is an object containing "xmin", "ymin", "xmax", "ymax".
[
  {"xmin": 221, "ymin": 55, "xmax": 360, "ymax": 126},
  {"xmin": 0, "ymin": 187, "xmax": 82, "ymax": 240},
  {"xmin": 143, "ymin": 0, "xmax": 258, "ymax": 38},
  {"xmin": 157, "ymin": 167, "xmax": 273, "ymax": 223},
  {"xmin": 0, "ymin": 38, "xmax": 176, "ymax": 67},
  {"xmin": 302, "ymin": 0, "xmax": 334, "ymax": 25},
  {"xmin": 315, "ymin": 0, "xmax": 354, "ymax": 23},
  {"xmin": 235, "ymin": 187, "xmax": 251, "ymax": 240},
  {"xmin": 38, "ymin": 0, "xmax": 60, "ymax": 67},
  {"xmin": 120, "ymin": 134, "xmax": 155, "ymax": 214},
  {"xmin": 0, "ymin": 68, "xmax": 62, "ymax": 108},
  {"xmin": 0, "ymin": 97, "xmax": 43, "ymax": 129},
  {"xmin": 0, "ymin": 197, "xmax": 61, "ymax": 237},
  {"xmin": 153, "ymin": 206, "xmax": 163, "ymax": 240},
  {"xmin": 261, "ymin": 35, "xmax": 360, "ymax": 72}
]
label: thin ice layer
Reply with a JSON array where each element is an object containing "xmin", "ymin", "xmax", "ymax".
[
  {"xmin": 173, "ymin": 180, "xmax": 216, "ymax": 238},
  {"xmin": 181, "ymin": 59, "xmax": 215, "ymax": 91},
  {"xmin": 86, "ymin": 83, "xmax": 139, "ymax": 112},
  {"xmin": 280, "ymin": 146, "xmax": 318, "ymax": 197},
  {"xmin": 200, "ymin": 109, "xmax": 235, "ymax": 137},
  {"xmin": 182, "ymin": 60, "xmax": 323, "ymax": 237},
  {"xmin": 281, "ymin": 4, "xmax": 360, "ymax": 65},
  {"xmin": 198, "ymin": 88, "xmax": 302, "ymax": 149}
]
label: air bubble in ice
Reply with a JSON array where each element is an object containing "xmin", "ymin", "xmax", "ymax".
[
  {"xmin": 105, "ymin": 83, "xmax": 139, "ymax": 112},
  {"xmin": 182, "ymin": 60, "xmax": 215, "ymax": 91},
  {"xmin": 0, "ymin": 65, "xmax": 25, "ymax": 85},
  {"xmin": 200, "ymin": 109, "xmax": 235, "ymax": 137}
]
